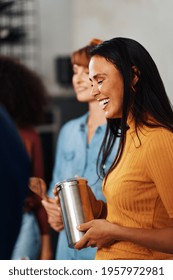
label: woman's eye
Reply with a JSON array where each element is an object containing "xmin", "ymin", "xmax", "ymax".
[{"xmin": 98, "ymin": 80, "xmax": 103, "ymax": 84}]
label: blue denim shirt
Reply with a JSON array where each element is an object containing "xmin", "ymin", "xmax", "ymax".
[{"xmin": 48, "ymin": 113, "xmax": 119, "ymax": 259}]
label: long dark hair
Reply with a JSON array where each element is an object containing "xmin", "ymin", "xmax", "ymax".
[
  {"xmin": 0, "ymin": 55, "xmax": 49, "ymax": 127},
  {"xmin": 90, "ymin": 37, "xmax": 173, "ymax": 179}
]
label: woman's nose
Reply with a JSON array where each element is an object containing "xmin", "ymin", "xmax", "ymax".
[
  {"xmin": 75, "ymin": 71, "xmax": 85, "ymax": 83},
  {"xmin": 90, "ymin": 85, "xmax": 100, "ymax": 98}
]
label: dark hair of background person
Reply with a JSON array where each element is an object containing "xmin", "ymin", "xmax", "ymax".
[
  {"xmin": 0, "ymin": 55, "xmax": 49, "ymax": 128},
  {"xmin": 90, "ymin": 37, "xmax": 173, "ymax": 180}
]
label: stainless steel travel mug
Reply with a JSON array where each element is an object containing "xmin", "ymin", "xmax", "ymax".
[{"xmin": 55, "ymin": 177, "xmax": 94, "ymax": 248}]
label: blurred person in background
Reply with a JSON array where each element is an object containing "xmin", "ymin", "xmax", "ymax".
[
  {"xmin": 42, "ymin": 39, "xmax": 119, "ymax": 260},
  {"xmin": 0, "ymin": 55, "xmax": 52, "ymax": 260},
  {"xmin": 0, "ymin": 105, "xmax": 30, "ymax": 260}
]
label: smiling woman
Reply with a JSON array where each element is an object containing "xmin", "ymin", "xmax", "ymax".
[{"xmin": 74, "ymin": 37, "xmax": 173, "ymax": 260}]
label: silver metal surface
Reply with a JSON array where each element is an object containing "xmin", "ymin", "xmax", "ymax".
[{"xmin": 56, "ymin": 177, "xmax": 93, "ymax": 248}]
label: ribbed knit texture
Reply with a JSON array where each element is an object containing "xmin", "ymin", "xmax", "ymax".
[{"xmin": 96, "ymin": 120, "xmax": 173, "ymax": 260}]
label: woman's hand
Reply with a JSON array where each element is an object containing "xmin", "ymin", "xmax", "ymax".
[
  {"xmin": 74, "ymin": 219, "xmax": 118, "ymax": 249},
  {"xmin": 41, "ymin": 198, "xmax": 64, "ymax": 232},
  {"xmin": 75, "ymin": 218, "xmax": 173, "ymax": 255},
  {"xmin": 87, "ymin": 186, "xmax": 107, "ymax": 219},
  {"xmin": 53, "ymin": 184, "xmax": 106, "ymax": 219}
]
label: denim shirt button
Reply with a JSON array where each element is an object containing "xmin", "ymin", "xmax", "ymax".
[{"xmin": 102, "ymin": 164, "xmax": 106, "ymax": 170}]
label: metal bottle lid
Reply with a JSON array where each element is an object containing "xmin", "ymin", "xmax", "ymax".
[{"xmin": 55, "ymin": 177, "xmax": 88, "ymax": 192}]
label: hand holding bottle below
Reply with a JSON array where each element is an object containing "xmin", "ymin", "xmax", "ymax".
[{"xmin": 74, "ymin": 219, "xmax": 118, "ymax": 250}]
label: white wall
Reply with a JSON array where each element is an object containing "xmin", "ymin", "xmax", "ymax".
[
  {"xmin": 37, "ymin": 0, "xmax": 74, "ymax": 94},
  {"xmin": 38, "ymin": 0, "xmax": 173, "ymax": 102}
]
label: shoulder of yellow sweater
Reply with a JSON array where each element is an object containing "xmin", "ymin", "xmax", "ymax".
[
  {"xmin": 144, "ymin": 126, "xmax": 173, "ymax": 150},
  {"xmin": 146, "ymin": 126, "xmax": 173, "ymax": 136}
]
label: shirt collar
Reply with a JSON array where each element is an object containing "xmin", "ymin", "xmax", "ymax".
[{"xmin": 79, "ymin": 112, "xmax": 106, "ymax": 132}]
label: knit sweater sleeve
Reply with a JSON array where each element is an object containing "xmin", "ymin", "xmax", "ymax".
[{"xmin": 146, "ymin": 129, "xmax": 173, "ymax": 217}]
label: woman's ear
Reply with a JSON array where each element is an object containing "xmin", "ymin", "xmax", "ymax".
[{"xmin": 131, "ymin": 66, "xmax": 140, "ymax": 92}]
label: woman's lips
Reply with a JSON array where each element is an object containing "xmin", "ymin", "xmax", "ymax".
[{"xmin": 98, "ymin": 98, "xmax": 110, "ymax": 110}]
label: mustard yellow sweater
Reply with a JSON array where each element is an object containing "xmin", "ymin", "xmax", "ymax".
[{"xmin": 96, "ymin": 120, "xmax": 173, "ymax": 260}]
